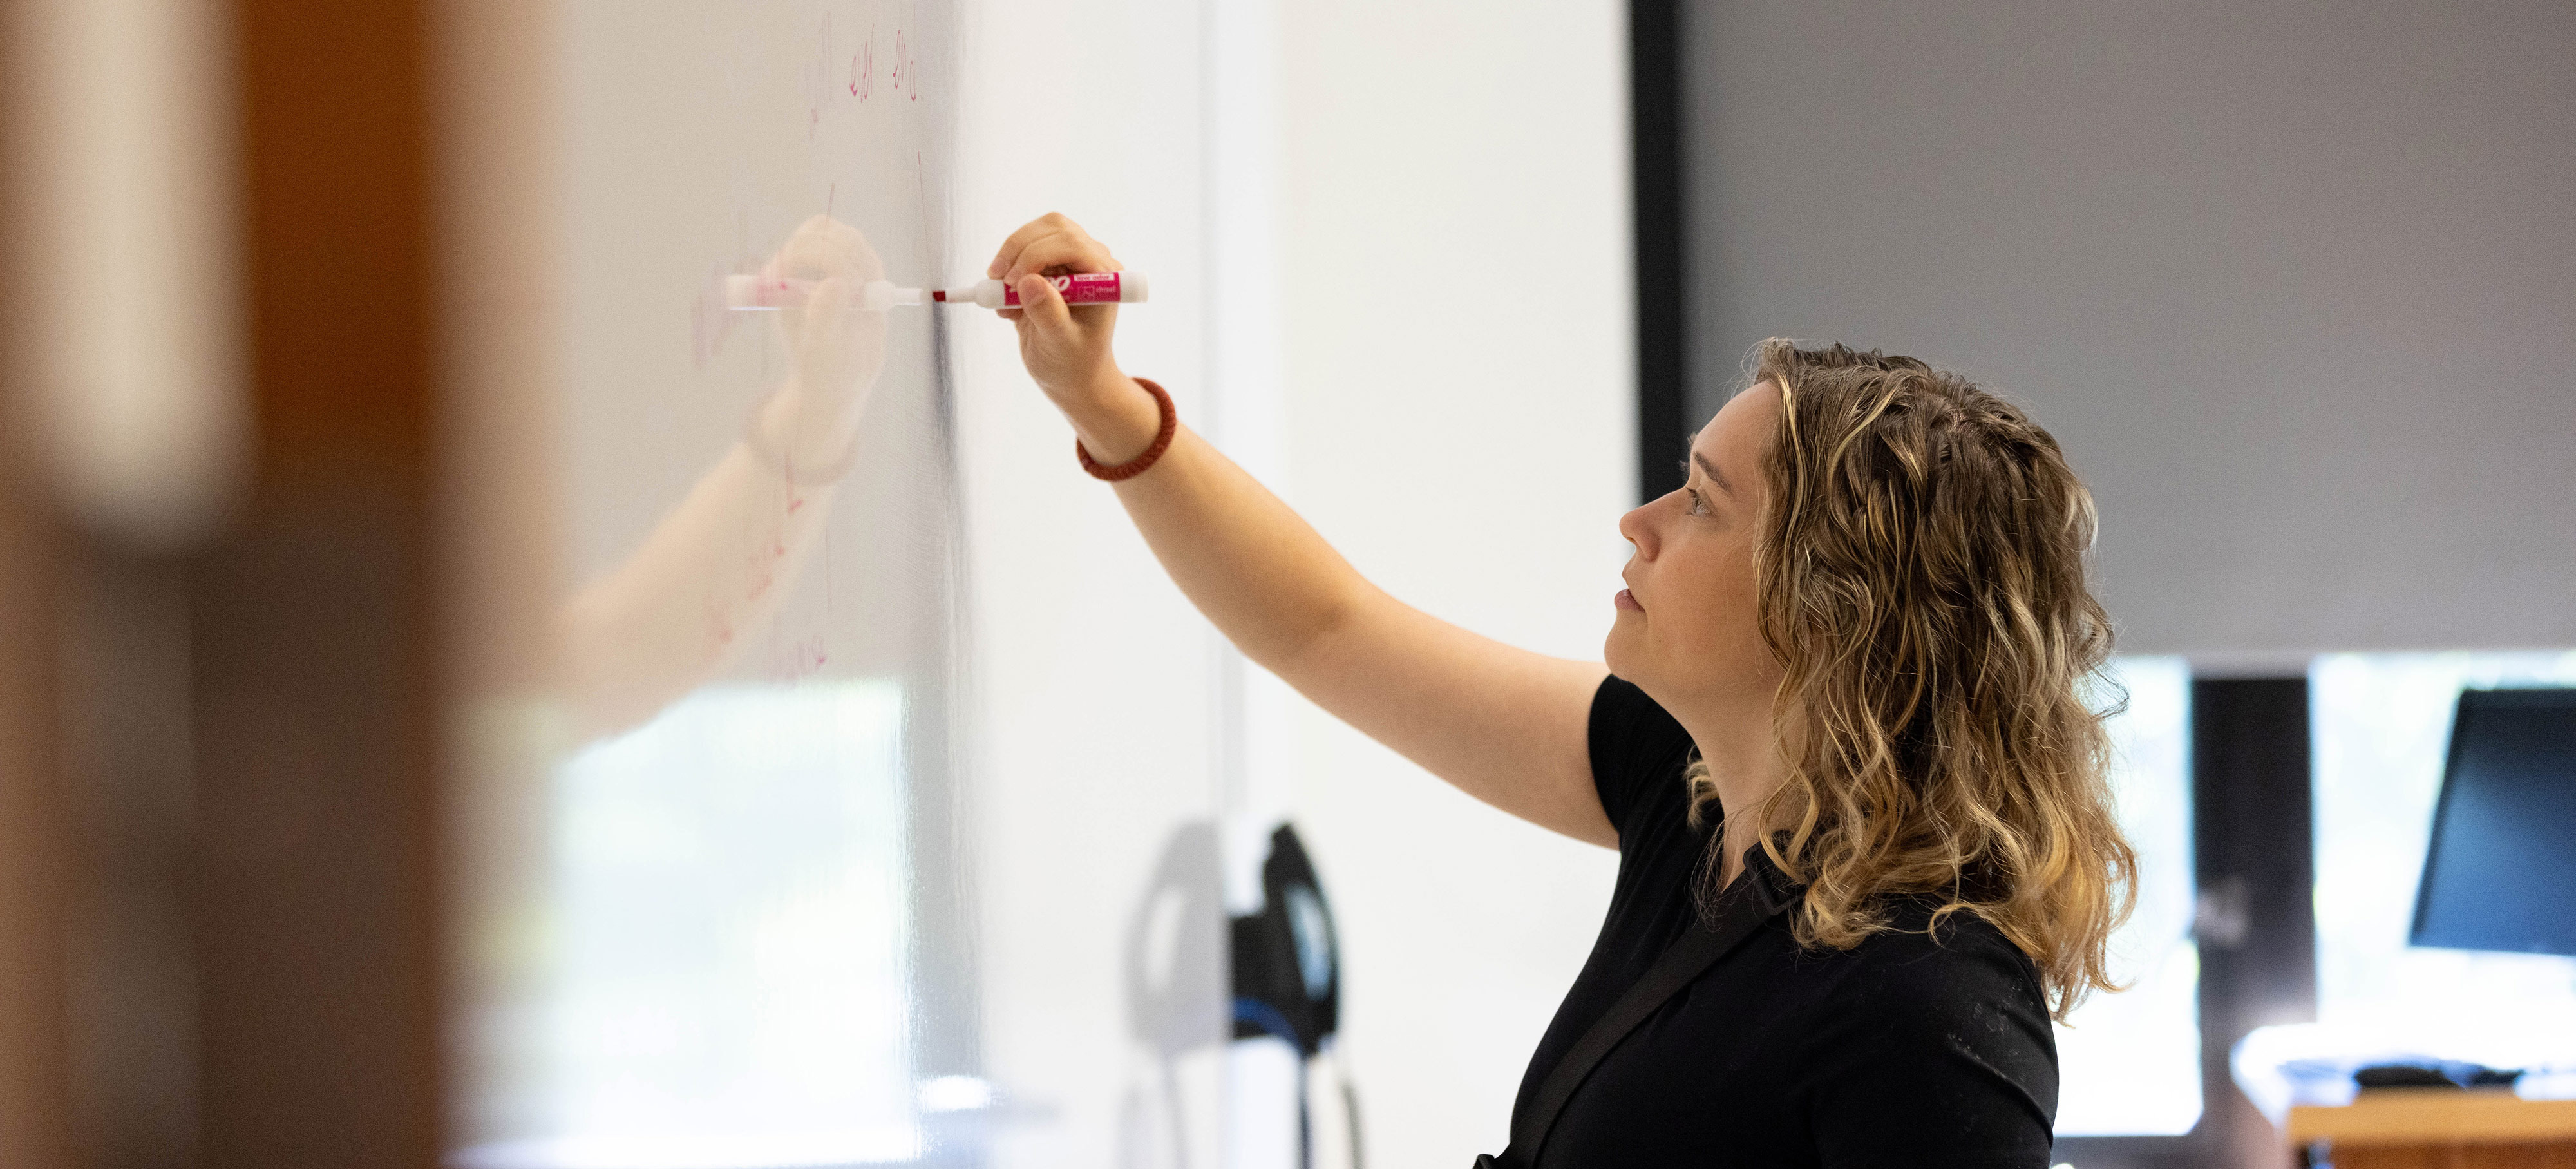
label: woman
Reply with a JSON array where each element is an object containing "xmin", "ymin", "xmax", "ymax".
[{"xmin": 989, "ymin": 213, "xmax": 2135, "ymax": 1166}]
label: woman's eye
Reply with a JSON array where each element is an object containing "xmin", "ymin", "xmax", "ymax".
[{"xmin": 1687, "ymin": 489, "xmax": 1709, "ymax": 517}]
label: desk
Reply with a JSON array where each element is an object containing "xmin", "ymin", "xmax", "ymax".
[{"xmin": 2289, "ymin": 1090, "xmax": 2576, "ymax": 1168}]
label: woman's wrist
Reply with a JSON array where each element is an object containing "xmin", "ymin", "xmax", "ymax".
[{"xmin": 1065, "ymin": 372, "xmax": 1164, "ymax": 467}]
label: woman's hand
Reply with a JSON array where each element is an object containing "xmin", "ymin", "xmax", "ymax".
[
  {"xmin": 762, "ymin": 214, "xmax": 888, "ymax": 468},
  {"xmin": 989, "ymin": 213, "xmax": 1162, "ymax": 465}
]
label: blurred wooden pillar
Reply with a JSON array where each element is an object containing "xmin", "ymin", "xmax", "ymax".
[
  {"xmin": 0, "ymin": 0, "xmax": 76, "ymax": 1162},
  {"xmin": 8, "ymin": 0, "xmax": 455, "ymax": 1161},
  {"xmin": 0, "ymin": 280, "xmax": 76, "ymax": 1169},
  {"xmin": 191, "ymin": 0, "xmax": 446, "ymax": 1164}
]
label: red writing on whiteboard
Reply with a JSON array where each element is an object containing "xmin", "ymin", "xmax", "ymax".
[
  {"xmin": 802, "ymin": 12, "xmax": 834, "ymax": 136},
  {"xmin": 892, "ymin": 30, "xmax": 917, "ymax": 100},
  {"xmin": 771, "ymin": 635, "xmax": 829, "ymax": 681},
  {"xmin": 744, "ymin": 521, "xmax": 789, "ymax": 603},
  {"xmin": 851, "ymin": 27, "xmax": 873, "ymax": 99}
]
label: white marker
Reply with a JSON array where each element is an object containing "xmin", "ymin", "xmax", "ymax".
[{"xmin": 726, "ymin": 275, "xmax": 926, "ymax": 312}]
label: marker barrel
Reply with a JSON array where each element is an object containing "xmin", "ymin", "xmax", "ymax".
[
  {"xmin": 726, "ymin": 271, "xmax": 1151, "ymax": 311},
  {"xmin": 939, "ymin": 271, "xmax": 1148, "ymax": 309}
]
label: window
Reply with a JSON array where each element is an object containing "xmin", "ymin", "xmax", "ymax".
[
  {"xmin": 2310, "ymin": 652, "xmax": 2576, "ymax": 1055},
  {"xmin": 2054, "ymin": 657, "xmax": 2202, "ymax": 1136},
  {"xmin": 455, "ymin": 681, "xmax": 919, "ymax": 1168}
]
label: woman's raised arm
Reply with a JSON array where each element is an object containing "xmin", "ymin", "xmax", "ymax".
[{"xmin": 990, "ymin": 214, "xmax": 1615, "ymax": 848}]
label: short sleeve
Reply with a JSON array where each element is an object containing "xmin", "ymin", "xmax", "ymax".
[
  {"xmin": 1801, "ymin": 926, "xmax": 2060, "ymax": 1167},
  {"xmin": 1586, "ymin": 676, "xmax": 1696, "ymax": 840}
]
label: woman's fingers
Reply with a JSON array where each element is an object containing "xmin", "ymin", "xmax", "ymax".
[
  {"xmin": 987, "ymin": 213, "xmax": 1122, "ymax": 282},
  {"xmin": 998, "ymin": 230, "xmax": 1082, "ymax": 282},
  {"xmin": 1003, "ymin": 235, "xmax": 1117, "ymax": 287},
  {"xmin": 987, "ymin": 212, "xmax": 1075, "ymax": 278},
  {"xmin": 1015, "ymin": 273, "xmax": 1074, "ymax": 336}
]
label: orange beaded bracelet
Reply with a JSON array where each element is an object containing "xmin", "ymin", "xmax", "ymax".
[{"xmin": 1076, "ymin": 377, "xmax": 1177, "ymax": 482}]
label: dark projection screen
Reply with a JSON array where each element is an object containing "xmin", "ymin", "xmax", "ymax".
[{"xmin": 2411, "ymin": 688, "xmax": 2576, "ymax": 958}]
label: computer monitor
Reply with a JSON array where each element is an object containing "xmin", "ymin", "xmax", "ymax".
[{"xmin": 2409, "ymin": 687, "xmax": 2576, "ymax": 957}]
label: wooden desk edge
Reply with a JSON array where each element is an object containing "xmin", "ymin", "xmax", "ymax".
[{"xmin": 2288, "ymin": 1092, "xmax": 2576, "ymax": 1146}]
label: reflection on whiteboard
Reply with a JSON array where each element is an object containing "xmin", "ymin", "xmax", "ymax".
[
  {"xmin": 562, "ymin": 214, "xmax": 895, "ymax": 743},
  {"xmin": 454, "ymin": 2, "xmax": 971, "ymax": 1166},
  {"xmin": 457, "ymin": 683, "xmax": 914, "ymax": 1169}
]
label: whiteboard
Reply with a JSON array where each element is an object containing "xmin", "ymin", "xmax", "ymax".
[
  {"xmin": 446, "ymin": 3, "xmax": 1240, "ymax": 1167},
  {"xmin": 454, "ymin": 2, "xmax": 988, "ymax": 1165}
]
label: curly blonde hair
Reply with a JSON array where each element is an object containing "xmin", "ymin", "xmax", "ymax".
[{"xmin": 1688, "ymin": 339, "xmax": 2136, "ymax": 1020}]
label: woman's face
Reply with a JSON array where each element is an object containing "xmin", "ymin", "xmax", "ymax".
[{"xmin": 1607, "ymin": 384, "xmax": 1786, "ymax": 718}]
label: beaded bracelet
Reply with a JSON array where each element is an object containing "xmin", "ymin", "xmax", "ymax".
[{"xmin": 1076, "ymin": 377, "xmax": 1177, "ymax": 482}]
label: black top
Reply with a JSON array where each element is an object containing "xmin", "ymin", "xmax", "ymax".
[{"xmin": 1508, "ymin": 677, "xmax": 2059, "ymax": 1168}]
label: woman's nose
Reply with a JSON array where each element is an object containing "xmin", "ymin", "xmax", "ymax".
[{"xmin": 1618, "ymin": 500, "xmax": 1660, "ymax": 559}]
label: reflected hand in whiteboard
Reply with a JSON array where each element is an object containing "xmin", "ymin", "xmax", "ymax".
[
  {"xmin": 761, "ymin": 214, "xmax": 890, "ymax": 470},
  {"xmin": 559, "ymin": 215, "xmax": 890, "ymax": 743}
]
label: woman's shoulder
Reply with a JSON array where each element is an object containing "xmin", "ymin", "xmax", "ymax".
[
  {"xmin": 1590, "ymin": 675, "xmax": 1688, "ymax": 748},
  {"xmin": 1803, "ymin": 900, "xmax": 2050, "ymax": 1024},
  {"xmin": 1587, "ymin": 676, "xmax": 1698, "ymax": 834},
  {"xmin": 1588, "ymin": 676, "xmax": 1694, "ymax": 784}
]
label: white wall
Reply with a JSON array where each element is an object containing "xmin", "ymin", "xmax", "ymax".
[
  {"xmin": 951, "ymin": 5, "xmax": 1227, "ymax": 1168},
  {"xmin": 1264, "ymin": 3, "xmax": 1636, "ymax": 1164},
  {"xmin": 958, "ymin": 3, "xmax": 1638, "ymax": 1164},
  {"xmin": 1685, "ymin": 0, "xmax": 2576, "ymax": 662}
]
